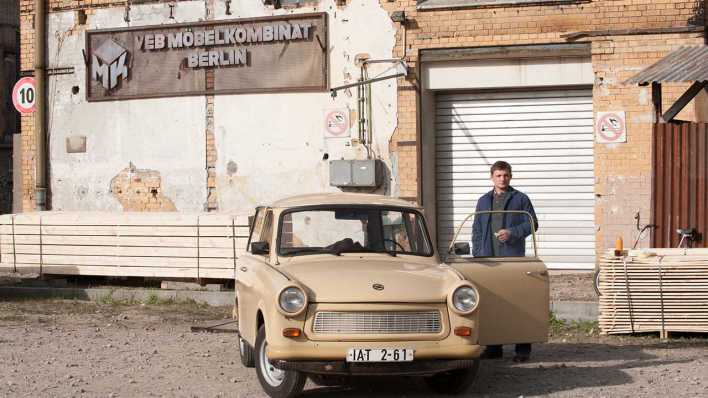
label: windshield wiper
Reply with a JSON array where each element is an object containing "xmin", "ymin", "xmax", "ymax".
[{"xmin": 281, "ymin": 247, "xmax": 341, "ymax": 256}]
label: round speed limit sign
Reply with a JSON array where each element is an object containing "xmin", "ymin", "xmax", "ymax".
[{"xmin": 12, "ymin": 77, "xmax": 37, "ymax": 114}]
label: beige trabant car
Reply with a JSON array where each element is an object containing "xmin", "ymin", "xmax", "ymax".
[{"xmin": 236, "ymin": 193, "xmax": 549, "ymax": 398}]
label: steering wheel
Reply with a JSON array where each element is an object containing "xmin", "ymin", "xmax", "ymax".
[{"xmin": 383, "ymin": 238, "xmax": 406, "ymax": 252}]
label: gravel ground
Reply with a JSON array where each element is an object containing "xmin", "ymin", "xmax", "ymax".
[
  {"xmin": 550, "ymin": 272, "xmax": 597, "ymax": 302},
  {"xmin": 1, "ymin": 300, "xmax": 707, "ymax": 397}
]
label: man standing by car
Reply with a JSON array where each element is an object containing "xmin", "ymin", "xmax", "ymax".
[{"xmin": 472, "ymin": 160, "xmax": 538, "ymax": 362}]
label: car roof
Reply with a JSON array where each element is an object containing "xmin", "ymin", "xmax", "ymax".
[{"xmin": 269, "ymin": 193, "xmax": 420, "ymax": 209}]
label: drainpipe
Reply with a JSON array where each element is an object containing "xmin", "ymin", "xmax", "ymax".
[{"xmin": 34, "ymin": 0, "xmax": 47, "ymax": 210}]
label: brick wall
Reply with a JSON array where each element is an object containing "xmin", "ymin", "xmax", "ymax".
[
  {"xmin": 378, "ymin": 0, "xmax": 705, "ymax": 254},
  {"xmin": 592, "ymin": 33, "xmax": 704, "ymax": 251}
]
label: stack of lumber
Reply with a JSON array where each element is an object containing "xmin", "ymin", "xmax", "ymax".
[
  {"xmin": 598, "ymin": 248, "xmax": 708, "ymax": 336},
  {"xmin": 0, "ymin": 212, "xmax": 250, "ymax": 279}
]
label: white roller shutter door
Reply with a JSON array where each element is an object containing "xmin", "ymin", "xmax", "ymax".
[{"xmin": 435, "ymin": 88, "xmax": 595, "ymax": 270}]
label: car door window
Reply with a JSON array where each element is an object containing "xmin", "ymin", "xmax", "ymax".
[{"xmin": 248, "ymin": 208, "xmax": 265, "ymax": 253}]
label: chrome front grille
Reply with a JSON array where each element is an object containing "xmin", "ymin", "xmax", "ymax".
[{"xmin": 313, "ymin": 311, "xmax": 442, "ymax": 334}]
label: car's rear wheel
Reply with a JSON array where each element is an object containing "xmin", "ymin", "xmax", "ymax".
[
  {"xmin": 238, "ymin": 334, "xmax": 255, "ymax": 368},
  {"xmin": 255, "ymin": 325, "xmax": 306, "ymax": 398},
  {"xmin": 424, "ymin": 359, "xmax": 480, "ymax": 395}
]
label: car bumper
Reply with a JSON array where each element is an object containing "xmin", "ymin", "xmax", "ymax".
[
  {"xmin": 271, "ymin": 358, "xmax": 478, "ymax": 376},
  {"xmin": 267, "ymin": 341, "xmax": 482, "ymax": 361}
]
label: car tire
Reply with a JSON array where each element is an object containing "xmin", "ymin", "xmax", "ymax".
[
  {"xmin": 255, "ymin": 325, "xmax": 306, "ymax": 398},
  {"xmin": 424, "ymin": 359, "xmax": 480, "ymax": 395},
  {"xmin": 238, "ymin": 334, "xmax": 255, "ymax": 368}
]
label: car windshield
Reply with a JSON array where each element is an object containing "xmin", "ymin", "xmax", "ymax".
[{"xmin": 278, "ymin": 207, "xmax": 433, "ymax": 257}]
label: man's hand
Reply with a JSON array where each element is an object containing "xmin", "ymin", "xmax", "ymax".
[{"xmin": 495, "ymin": 229, "xmax": 511, "ymax": 243}]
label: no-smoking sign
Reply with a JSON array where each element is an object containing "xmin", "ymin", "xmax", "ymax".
[
  {"xmin": 595, "ymin": 111, "xmax": 626, "ymax": 143},
  {"xmin": 324, "ymin": 108, "xmax": 349, "ymax": 138},
  {"xmin": 12, "ymin": 77, "xmax": 37, "ymax": 114}
]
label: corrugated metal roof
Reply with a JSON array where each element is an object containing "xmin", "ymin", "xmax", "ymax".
[{"xmin": 625, "ymin": 46, "xmax": 708, "ymax": 85}]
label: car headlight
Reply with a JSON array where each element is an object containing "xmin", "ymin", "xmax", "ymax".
[
  {"xmin": 451, "ymin": 285, "xmax": 478, "ymax": 313},
  {"xmin": 278, "ymin": 286, "xmax": 306, "ymax": 314}
]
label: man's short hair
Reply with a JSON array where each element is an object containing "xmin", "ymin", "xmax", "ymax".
[{"xmin": 490, "ymin": 161, "xmax": 512, "ymax": 175}]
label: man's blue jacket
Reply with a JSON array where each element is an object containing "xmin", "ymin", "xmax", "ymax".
[{"xmin": 471, "ymin": 186, "xmax": 539, "ymax": 257}]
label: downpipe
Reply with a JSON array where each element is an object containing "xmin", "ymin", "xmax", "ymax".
[{"xmin": 34, "ymin": 0, "xmax": 48, "ymax": 210}]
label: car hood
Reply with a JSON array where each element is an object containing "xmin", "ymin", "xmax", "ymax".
[{"xmin": 278, "ymin": 255, "xmax": 462, "ymax": 303}]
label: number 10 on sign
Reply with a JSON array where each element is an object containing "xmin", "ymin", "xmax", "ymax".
[{"xmin": 13, "ymin": 77, "xmax": 37, "ymax": 114}]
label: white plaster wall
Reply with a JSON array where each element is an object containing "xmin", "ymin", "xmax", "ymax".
[
  {"xmin": 423, "ymin": 57, "xmax": 594, "ymax": 90},
  {"xmin": 47, "ymin": 2, "xmax": 208, "ymax": 211},
  {"xmin": 212, "ymin": 0, "xmax": 398, "ymax": 211},
  {"xmin": 47, "ymin": 0, "xmax": 398, "ymax": 212}
]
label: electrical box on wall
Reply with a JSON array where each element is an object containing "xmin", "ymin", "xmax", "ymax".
[{"xmin": 329, "ymin": 159, "xmax": 383, "ymax": 188}]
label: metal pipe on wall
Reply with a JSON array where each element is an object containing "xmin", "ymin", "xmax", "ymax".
[{"xmin": 34, "ymin": 0, "xmax": 48, "ymax": 210}]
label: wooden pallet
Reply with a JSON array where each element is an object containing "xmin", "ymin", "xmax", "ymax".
[
  {"xmin": 598, "ymin": 249, "xmax": 708, "ymax": 337},
  {"xmin": 0, "ymin": 212, "xmax": 250, "ymax": 280}
]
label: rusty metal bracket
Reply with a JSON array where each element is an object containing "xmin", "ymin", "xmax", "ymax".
[{"xmin": 330, "ymin": 72, "xmax": 406, "ymax": 98}]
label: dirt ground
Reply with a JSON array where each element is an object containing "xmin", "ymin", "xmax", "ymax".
[
  {"xmin": 1, "ymin": 299, "xmax": 706, "ymax": 398},
  {"xmin": 549, "ymin": 272, "xmax": 597, "ymax": 302}
]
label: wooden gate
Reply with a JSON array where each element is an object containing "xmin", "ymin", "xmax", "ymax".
[{"xmin": 652, "ymin": 122, "xmax": 708, "ymax": 248}]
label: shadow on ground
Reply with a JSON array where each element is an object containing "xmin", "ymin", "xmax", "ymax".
[{"xmin": 299, "ymin": 342, "xmax": 701, "ymax": 397}]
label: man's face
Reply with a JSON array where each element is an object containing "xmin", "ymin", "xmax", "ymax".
[{"xmin": 491, "ymin": 169, "xmax": 511, "ymax": 191}]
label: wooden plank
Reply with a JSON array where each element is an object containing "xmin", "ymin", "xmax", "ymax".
[
  {"xmin": 2, "ymin": 234, "xmax": 248, "ymax": 249},
  {"xmin": 689, "ymin": 124, "xmax": 698, "ymax": 244},
  {"xmin": 699, "ymin": 124, "xmax": 707, "ymax": 248},
  {"xmin": 652, "ymin": 123, "xmax": 663, "ymax": 247},
  {"xmin": 671, "ymin": 124, "xmax": 681, "ymax": 248},
  {"xmin": 662, "ymin": 82, "xmax": 708, "ymax": 122},
  {"xmin": 680, "ymin": 124, "xmax": 690, "ymax": 236},
  {"xmin": 1, "ymin": 264, "xmax": 234, "ymax": 279},
  {"xmin": 1, "ymin": 245, "xmax": 239, "ymax": 259},
  {"xmin": 8, "ymin": 254, "xmax": 236, "ymax": 268},
  {"xmin": 10, "ymin": 225, "xmax": 249, "ymax": 237}
]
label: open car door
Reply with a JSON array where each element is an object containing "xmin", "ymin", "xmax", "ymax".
[{"xmin": 444, "ymin": 210, "xmax": 549, "ymax": 345}]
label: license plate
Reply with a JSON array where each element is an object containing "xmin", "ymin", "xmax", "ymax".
[{"xmin": 346, "ymin": 348, "xmax": 414, "ymax": 362}]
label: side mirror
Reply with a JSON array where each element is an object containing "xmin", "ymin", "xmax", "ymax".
[
  {"xmin": 452, "ymin": 242, "xmax": 470, "ymax": 255},
  {"xmin": 251, "ymin": 241, "xmax": 270, "ymax": 255}
]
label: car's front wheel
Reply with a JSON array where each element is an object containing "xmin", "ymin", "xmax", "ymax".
[
  {"xmin": 424, "ymin": 359, "xmax": 480, "ymax": 394},
  {"xmin": 254, "ymin": 325, "xmax": 306, "ymax": 398}
]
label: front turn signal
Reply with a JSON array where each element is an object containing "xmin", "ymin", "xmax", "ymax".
[
  {"xmin": 282, "ymin": 328, "xmax": 302, "ymax": 338},
  {"xmin": 454, "ymin": 326, "xmax": 472, "ymax": 337}
]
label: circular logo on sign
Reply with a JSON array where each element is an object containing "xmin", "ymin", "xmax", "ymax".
[
  {"xmin": 325, "ymin": 110, "xmax": 348, "ymax": 137},
  {"xmin": 12, "ymin": 77, "xmax": 37, "ymax": 114},
  {"xmin": 597, "ymin": 113, "xmax": 625, "ymax": 142}
]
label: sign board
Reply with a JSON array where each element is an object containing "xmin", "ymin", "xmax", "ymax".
[
  {"xmin": 324, "ymin": 108, "xmax": 349, "ymax": 138},
  {"xmin": 12, "ymin": 77, "xmax": 36, "ymax": 114},
  {"xmin": 85, "ymin": 13, "xmax": 328, "ymax": 101},
  {"xmin": 595, "ymin": 111, "xmax": 627, "ymax": 143}
]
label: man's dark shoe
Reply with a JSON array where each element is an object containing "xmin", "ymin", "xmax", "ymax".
[
  {"xmin": 513, "ymin": 343, "xmax": 531, "ymax": 362},
  {"xmin": 512, "ymin": 353, "xmax": 530, "ymax": 363},
  {"xmin": 480, "ymin": 346, "xmax": 503, "ymax": 360}
]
